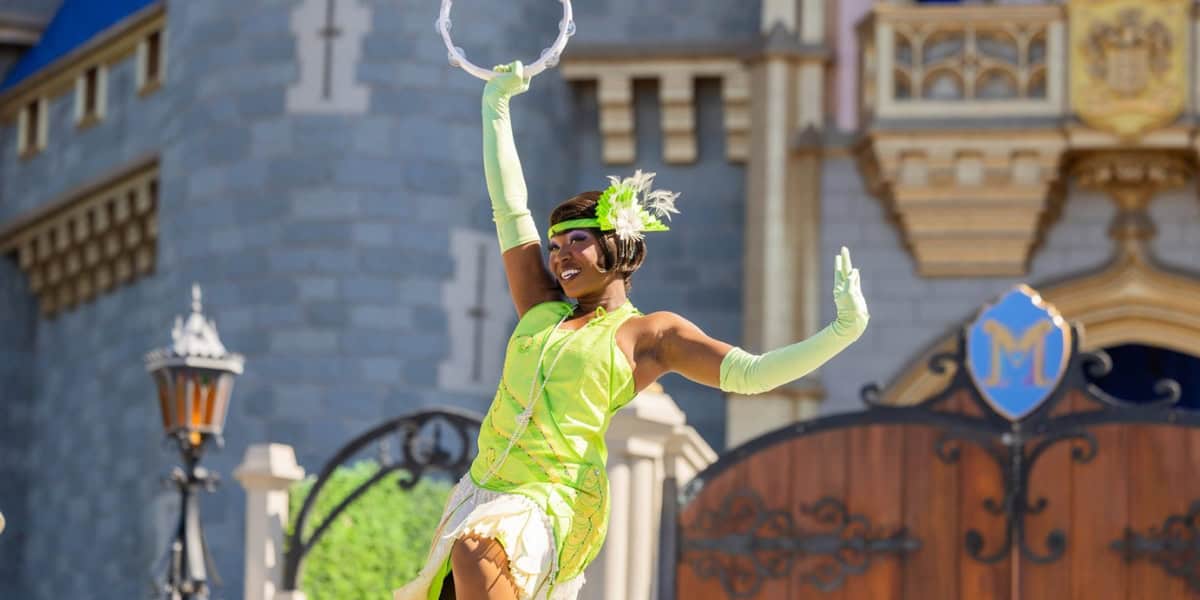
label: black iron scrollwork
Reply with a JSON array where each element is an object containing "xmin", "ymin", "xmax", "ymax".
[
  {"xmin": 280, "ymin": 408, "xmax": 482, "ymax": 592},
  {"xmin": 1112, "ymin": 501, "xmax": 1200, "ymax": 592},
  {"xmin": 935, "ymin": 430, "xmax": 1097, "ymax": 565},
  {"xmin": 862, "ymin": 325, "xmax": 1183, "ymax": 567},
  {"xmin": 681, "ymin": 489, "xmax": 920, "ymax": 599}
]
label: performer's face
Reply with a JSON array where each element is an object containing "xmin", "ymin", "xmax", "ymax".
[{"xmin": 548, "ymin": 229, "xmax": 610, "ymax": 297}]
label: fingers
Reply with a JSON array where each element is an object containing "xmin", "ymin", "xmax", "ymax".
[
  {"xmin": 491, "ymin": 61, "xmax": 525, "ymax": 74},
  {"xmin": 840, "ymin": 246, "xmax": 853, "ymax": 272}
]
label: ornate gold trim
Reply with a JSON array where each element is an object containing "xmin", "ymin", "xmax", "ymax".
[{"xmin": 0, "ymin": 159, "xmax": 159, "ymax": 317}]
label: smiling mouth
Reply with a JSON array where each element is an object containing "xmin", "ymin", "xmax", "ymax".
[{"xmin": 560, "ymin": 268, "xmax": 581, "ymax": 281}]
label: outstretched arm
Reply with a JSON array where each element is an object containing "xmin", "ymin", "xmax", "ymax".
[
  {"xmin": 483, "ymin": 62, "xmax": 561, "ymax": 317},
  {"xmin": 639, "ymin": 247, "xmax": 869, "ymax": 393}
]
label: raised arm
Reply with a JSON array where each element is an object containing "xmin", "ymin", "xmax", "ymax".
[
  {"xmin": 482, "ymin": 62, "xmax": 561, "ymax": 317},
  {"xmin": 639, "ymin": 247, "xmax": 870, "ymax": 393}
]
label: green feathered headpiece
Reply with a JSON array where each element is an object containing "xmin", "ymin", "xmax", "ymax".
[{"xmin": 548, "ymin": 170, "xmax": 680, "ymax": 241}]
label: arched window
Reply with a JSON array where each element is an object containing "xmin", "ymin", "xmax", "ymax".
[{"xmin": 1092, "ymin": 344, "xmax": 1200, "ymax": 409}]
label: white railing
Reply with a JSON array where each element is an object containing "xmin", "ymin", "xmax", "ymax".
[{"xmin": 858, "ymin": 3, "xmax": 1067, "ymax": 123}]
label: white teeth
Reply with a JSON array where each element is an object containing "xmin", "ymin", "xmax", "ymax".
[{"xmin": 561, "ymin": 269, "xmax": 580, "ymax": 280}]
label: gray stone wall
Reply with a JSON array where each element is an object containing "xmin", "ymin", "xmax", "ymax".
[
  {"xmin": 153, "ymin": 0, "xmax": 577, "ymax": 594},
  {"xmin": 0, "ymin": 7, "xmax": 177, "ymax": 598},
  {"xmin": 0, "ymin": 0, "xmax": 583, "ymax": 595},
  {"xmin": 818, "ymin": 157, "xmax": 1200, "ymax": 415},
  {"xmin": 0, "ymin": 259, "xmax": 34, "ymax": 600},
  {"xmin": 572, "ymin": 0, "xmax": 759, "ymax": 44}
]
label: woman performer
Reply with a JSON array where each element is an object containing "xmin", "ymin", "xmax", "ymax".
[{"xmin": 396, "ymin": 62, "xmax": 870, "ymax": 600}]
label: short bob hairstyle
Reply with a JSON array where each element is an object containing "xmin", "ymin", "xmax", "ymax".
[{"xmin": 548, "ymin": 191, "xmax": 647, "ymax": 291}]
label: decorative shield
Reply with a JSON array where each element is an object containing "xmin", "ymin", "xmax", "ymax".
[
  {"xmin": 1069, "ymin": 0, "xmax": 1189, "ymax": 139},
  {"xmin": 965, "ymin": 285, "xmax": 1072, "ymax": 421}
]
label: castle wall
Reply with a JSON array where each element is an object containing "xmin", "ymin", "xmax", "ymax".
[{"xmin": 0, "ymin": 258, "xmax": 35, "ymax": 600}]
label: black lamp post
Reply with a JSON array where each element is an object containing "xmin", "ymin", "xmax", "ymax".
[{"xmin": 145, "ymin": 285, "xmax": 244, "ymax": 599}]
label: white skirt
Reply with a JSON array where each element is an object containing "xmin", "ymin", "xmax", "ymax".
[{"xmin": 394, "ymin": 475, "xmax": 585, "ymax": 600}]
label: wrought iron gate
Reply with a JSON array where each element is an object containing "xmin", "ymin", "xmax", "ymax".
[
  {"xmin": 279, "ymin": 408, "xmax": 482, "ymax": 594},
  {"xmin": 668, "ymin": 286, "xmax": 1200, "ymax": 599}
]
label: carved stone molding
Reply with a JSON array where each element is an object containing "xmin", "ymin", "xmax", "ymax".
[
  {"xmin": 562, "ymin": 54, "xmax": 750, "ymax": 164},
  {"xmin": 0, "ymin": 160, "xmax": 158, "ymax": 316},
  {"xmin": 1070, "ymin": 150, "xmax": 1194, "ymax": 242},
  {"xmin": 857, "ymin": 131, "xmax": 1067, "ymax": 277}
]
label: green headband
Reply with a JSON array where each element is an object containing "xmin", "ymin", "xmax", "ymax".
[
  {"xmin": 547, "ymin": 170, "xmax": 679, "ymax": 241},
  {"xmin": 547, "ymin": 218, "xmax": 601, "ymax": 238}
]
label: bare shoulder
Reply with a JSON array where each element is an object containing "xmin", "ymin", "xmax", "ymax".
[{"xmin": 624, "ymin": 311, "xmax": 700, "ymax": 344}]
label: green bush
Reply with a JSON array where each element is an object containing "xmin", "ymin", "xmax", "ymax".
[{"xmin": 287, "ymin": 461, "xmax": 453, "ymax": 599}]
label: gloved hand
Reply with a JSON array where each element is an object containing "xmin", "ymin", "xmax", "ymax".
[
  {"xmin": 484, "ymin": 61, "xmax": 530, "ymax": 105},
  {"xmin": 482, "ymin": 61, "xmax": 538, "ymax": 252},
  {"xmin": 719, "ymin": 247, "xmax": 869, "ymax": 395},
  {"xmin": 831, "ymin": 246, "xmax": 870, "ymax": 338}
]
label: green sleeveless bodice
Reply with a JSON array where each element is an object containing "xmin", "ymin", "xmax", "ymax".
[{"xmin": 469, "ymin": 300, "xmax": 640, "ymax": 581}]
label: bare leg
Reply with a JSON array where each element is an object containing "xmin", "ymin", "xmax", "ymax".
[{"xmin": 450, "ymin": 534, "xmax": 520, "ymax": 600}]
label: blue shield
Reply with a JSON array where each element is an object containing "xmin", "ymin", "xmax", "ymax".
[{"xmin": 965, "ymin": 285, "xmax": 1072, "ymax": 421}]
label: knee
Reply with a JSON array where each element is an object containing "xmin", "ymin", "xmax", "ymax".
[
  {"xmin": 450, "ymin": 535, "xmax": 505, "ymax": 573},
  {"xmin": 450, "ymin": 535, "xmax": 484, "ymax": 573}
]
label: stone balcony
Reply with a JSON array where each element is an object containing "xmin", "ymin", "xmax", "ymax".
[
  {"xmin": 856, "ymin": 3, "xmax": 1071, "ymax": 277},
  {"xmin": 856, "ymin": 2, "xmax": 1200, "ymax": 279}
]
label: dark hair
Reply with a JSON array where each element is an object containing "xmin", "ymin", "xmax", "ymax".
[{"xmin": 548, "ymin": 191, "xmax": 647, "ymax": 291}]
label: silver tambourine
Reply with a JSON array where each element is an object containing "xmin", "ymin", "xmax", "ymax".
[{"xmin": 436, "ymin": 0, "xmax": 575, "ymax": 81}]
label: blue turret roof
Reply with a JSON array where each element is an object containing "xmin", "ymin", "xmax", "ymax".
[{"xmin": 1, "ymin": 0, "xmax": 157, "ymax": 92}]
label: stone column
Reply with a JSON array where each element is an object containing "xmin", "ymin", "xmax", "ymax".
[
  {"xmin": 729, "ymin": 0, "xmax": 829, "ymax": 448},
  {"xmin": 581, "ymin": 387, "xmax": 717, "ymax": 600},
  {"xmin": 234, "ymin": 444, "xmax": 306, "ymax": 600}
]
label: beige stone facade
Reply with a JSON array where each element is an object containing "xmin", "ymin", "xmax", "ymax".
[{"xmin": 563, "ymin": 0, "xmax": 1200, "ymax": 446}]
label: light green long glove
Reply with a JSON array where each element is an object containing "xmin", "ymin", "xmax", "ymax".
[
  {"xmin": 720, "ymin": 247, "xmax": 870, "ymax": 395},
  {"xmin": 483, "ymin": 61, "xmax": 540, "ymax": 252}
]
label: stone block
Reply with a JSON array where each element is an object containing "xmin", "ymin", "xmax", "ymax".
[
  {"xmin": 248, "ymin": 33, "xmax": 296, "ymax": 62},
  {"xmin": 361, "ymin": 357, "xmax": 404, "ymax": 383},
  {"xmin": 341, "ymin": 276, "xmax": 400, "ymax": 303},
  {"xmin": 291, "ymin": 188, "xmax": 361, "ymax": 218},
  {"xmin": 270, "ymin": 157, "xmax": 336, "ymax": 188},
  {"xmin": 340, "ymin": 328, "xmax": 403, "ymax": 355},
  {"xmin": 350, "ymin": 223, "xmax": 393, "ymax": 246},
  {"xmin": 270, "ymin": 330, "xmax": 340, "ymax": 354},
  {"xmin": 335, "ymin": 157, "xmax": 409, "ymax": 188},
  {"xmin": 349, "ymin": 305, "xmax": 412, "ymax": 329},
  {"xmin": 306, "ymin": 301, "xmax": 351, "ymax": 327},
  {"xmin": 296, "ymin": 277, "xmax": 339, "ymax": 301},
  {"xmin": 282, "ymin": 221, "xmax": 353, "ymax": 245},
  {"xmin": 237, "ymin": 88, "xmax": 286, "ymax": 120},
  {"xmin": 351, "ymin": 118, "xmax": 394, "ymax": 156},
  {"xmin": 360, "ymin": 191, "xmax": 416, "ymax": 219},
  {"xmin": 251, "ymin": 118, "xmax": 294, "ymax": 158}
]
